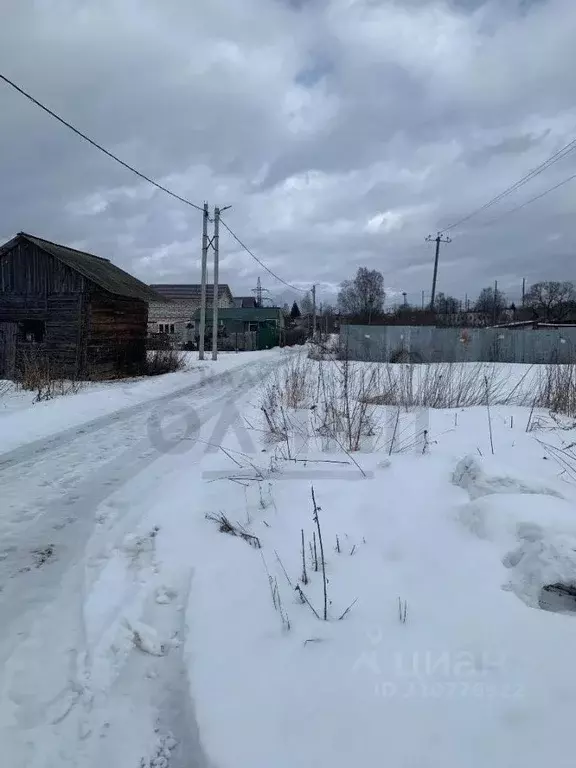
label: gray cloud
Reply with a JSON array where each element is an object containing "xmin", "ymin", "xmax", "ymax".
[{"xmin": 1, "ymin": 0, "xmax": 575, "ymax": 309}]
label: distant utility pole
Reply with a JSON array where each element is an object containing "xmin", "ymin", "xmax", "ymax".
[
  {"xmin": 421, "ymin": 290, "xmax": 425, "ymax": 310},
  {"xmin": 493, "ymin": 279, "xmax": 498, "ymax": 326},
  {"xmin": 426, "ymin": 232, "xmax": 452, "ymax": 310},
  {"xmin": 198, "ymin": 202, "xmax": 209, "ymax": 360},
  {"xmin": 522, "ymin": 277, "xmax": 526, "ymax": 307},
  {"xmin": 312, "ymin": 284, "xmax": 317, "ymax": 340},
  {"xmin": 402, "ymin": 292, "xmax": 408, "ymax": 308}
]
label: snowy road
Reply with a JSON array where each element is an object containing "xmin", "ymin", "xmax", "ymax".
[{"xmin": 0, "ymin": 355, "xmax": 281, "ymax": 767}]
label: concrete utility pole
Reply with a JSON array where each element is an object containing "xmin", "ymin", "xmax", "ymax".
[
  {"xmin": 312, "ymin": 284, "xmax": 317, "ymax": 340},
  {"xmin": 426, "ymin": 232, "xmax": 452, "ymax": 310},
  {"xmin": 210, "ymin": 205, "xmax": 232, "ymax": 361},
  {"xmin": 211, "ymin": 207, "xmax": 221, "ymax": 361},
  {"xmin": 198, "ymin": 202, "xmax": 209, "ymax": 360}
]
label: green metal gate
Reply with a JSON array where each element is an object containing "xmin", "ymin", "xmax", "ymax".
[{"xmin": 257, "ymin": 325, "xmax": 278, "ymax": 350}]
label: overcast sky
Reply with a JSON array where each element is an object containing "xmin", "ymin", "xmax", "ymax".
[{"xmin": 1, "ymin": 0, "xmax": 575, "ymax": 308}]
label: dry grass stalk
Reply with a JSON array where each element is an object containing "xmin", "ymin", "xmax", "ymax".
[
  {"xmin": 205, "ymin": 512, "xmax": 261, "ymax": 549},
  {"xmin": 311, "ymin": 485, "xmax": 328, "ymax": 621},
  {"xmin": 338, "ymin": 598, "xmax": 359, "ymax": 621},
  {"xmin": 533, "ymin": 364, "xmax": 576, "ymax": 418},
  {"xmin": 485, "ymin": 375, "xmax": 495, "ymax": 455},
  {"xmin": 295, "ymin": 585, "xmax": 321, "ymax": 619},
  {"xmin": 398, "ymin": 597, "xmax": 408, "ymax": 624},
  {"xmin": 301, "ymin": 529, "xmax": 309, "ymax": 585}
]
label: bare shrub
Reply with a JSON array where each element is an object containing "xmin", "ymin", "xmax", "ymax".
[
  {"xmin": 307, "ymin": 334, "xmax": 338, "ymax": 361},
  {"xmin": 283, "ymin": 327, "xmax": 307, "ymax": 347},
  {"xmin": 260, "ymin": 356, "xmax": 537, "ymax": 455},
  {"xmin": 283, "ymin": 354, "xmax": 315, "ymax": 409},
  {"xmin": 362, "ymin": 362, "xmax": 534, "ymax": 410},
  {"xmin": 261, "ymin": 354, "xmax": 382, "ymax": 452},
  {"xmin": 146, "ymin": 333, "xmax": 172, "ymax": 351},
  {"xmin": 15, "ymin": 351, "xmax": 82, "ymax": 402},
  {"xmin": 260, "ymin": 353, "xmax": 316, "ymax": 442},
  {"xmin": 533, "ymin": 364, "xmax": 576, "ymax": 418},
  {"xmin": 145, "ymin": 349, "xmax": 186, "ymax": 376},
  {"xmin": 315, "ymin": 358, "xmax": 380, "ymax": 451}
]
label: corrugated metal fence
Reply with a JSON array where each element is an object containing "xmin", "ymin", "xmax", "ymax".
[{"xmin": 341, "ymin": 325, "xmax": 576, "ymax": 364}]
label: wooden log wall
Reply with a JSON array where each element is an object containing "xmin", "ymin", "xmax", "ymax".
[
  {"xmin": 0, "ymin": 243, "xmax": 86, "ymax": 377},
  {"xmin": 0, "ymin": 241, "xmax": 150, "ymax": 380},
  {"xmin": 86, "ymin": 290, "xmax": 148, "ymax": 377}
]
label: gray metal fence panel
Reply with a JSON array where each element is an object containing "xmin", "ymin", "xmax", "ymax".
[{"xmin": 341, "ymin": 325, "xmax": 576, "ymax": 364}]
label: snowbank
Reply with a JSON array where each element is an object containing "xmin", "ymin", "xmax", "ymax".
[
  {"xmin": 146, "ymin": 399, "xmax": 576, "ymax": 768},
  {"xmin": 6, "ymin": 353, "xmax": 576, "ymax": 766}
]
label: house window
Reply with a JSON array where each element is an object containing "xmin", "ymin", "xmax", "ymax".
[
  {"xmin": 249, "ymin": 322, "xmax": 259, "ymax": 332},
  {"xmin": 18, "ymin": 319, "xmax": 45, "ymax": 343},
  {"xmin": 158, "ymin": 323, "xmax": 176, "ymax": 334}
]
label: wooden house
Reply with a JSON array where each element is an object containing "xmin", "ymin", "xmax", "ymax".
[{"xmin": 0, "ymin": 232, "xmax": 165, "ymax": 379}]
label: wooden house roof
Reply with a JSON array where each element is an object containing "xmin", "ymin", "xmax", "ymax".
[{"xmin": 0, "ymin": 232, "xmax": 166, "ymax": 302}]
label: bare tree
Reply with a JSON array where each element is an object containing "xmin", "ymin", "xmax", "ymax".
[
  {"xmin": 435, "ymin": 292, "xmax": 460, "ymax": 315},
  {"xmin": 338, "ymin": 267, "xmax": 385, "ymax": 323},
  {"xmin": 524, "ymin": 281, "xmax": 575, "ymax": 321},
  {"xmin": 300, "ymin": 292, "xmax": 313, "ymax": 315},
  {"xmin": 474, "ymin": 286, "xmax": 507, "ymax": 324}
]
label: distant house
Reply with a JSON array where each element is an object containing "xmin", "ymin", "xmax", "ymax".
[
  {"xmin": 148, "ymin": 283, "xmax": 234, "ymax": 343},
  {"xmin": 233, "ymin": 296, "xmax": 257, "ymax": 309},
  {"xmin": 0, "ymin": 232, "xmax": 165, "ymax": 379},
  {"xmin": 192, "ymin": 306, "xmax": 285, "ymax": 350}
]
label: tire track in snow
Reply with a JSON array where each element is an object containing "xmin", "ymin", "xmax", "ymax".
[
  {"xmin": 0, "ymin": 359, "xmax": 278, "ymax": 652},
  {"xmin": 0, "ymin": 358, "xmax": 279, "ymax": 766},
  {"xmin": 0, "ymin": 358, "xmax": 263, "ymax": 472}
]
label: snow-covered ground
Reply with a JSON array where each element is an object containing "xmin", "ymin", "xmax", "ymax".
[
  {"xmin": 3, "ymin": 353, "xmax": 576, "ymax": 767},
  {"xmin": 0, "ymin": 349, "xmax": 287, "ymax": 767},
  {"xmin": 0, "ymin": 349, "xmax": 283, "ymax": 455}
]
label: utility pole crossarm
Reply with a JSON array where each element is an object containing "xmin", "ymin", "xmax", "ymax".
[{"xmin": 425, "ymin": 232, "xmax": 452, "ymax": 310}]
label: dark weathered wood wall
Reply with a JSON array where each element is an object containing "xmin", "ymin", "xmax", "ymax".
[
  {"xmin": 86, "ymin": 289, "xmax": 147, "ymax": 376},
  {"xmin": 0, "ymin": 322, "xmax": 17, "ymax": 377},
  {"xmin": 0, "ymin": 241, "xmax": 85, "ymax": 376},
  {"xmin": 0, "ymin": 239, "xmax": 85, "ymax": 294}
]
